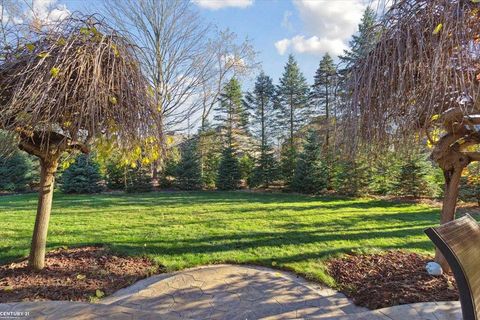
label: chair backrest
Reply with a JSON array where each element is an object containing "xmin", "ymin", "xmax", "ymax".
[{"xmin": 424, "ymin": 214, "xmax": 480, "ymax": 320}]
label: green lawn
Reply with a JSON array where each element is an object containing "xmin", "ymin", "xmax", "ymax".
[{"xmin": 0, "ymin": 191, "xmax": 440, "ymax": 286}]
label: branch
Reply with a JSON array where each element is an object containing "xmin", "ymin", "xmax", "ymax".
[{"xmin": 464, "ymin": 152, "xmax": 480, "ymax": 163}]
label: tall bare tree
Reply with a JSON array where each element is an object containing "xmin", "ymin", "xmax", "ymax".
[
  {"xmin": 198, "ymin": 29, "xmax": 258, "ymax": 132},
  {"xmin": 102, "ymin": 0, "xmax": 215, "ymax": 133},
  {"xmin": 0, "ymin": 14, "xmax": 156, "ymax": 270},
  {"xmin": 347, "ymin": 0, "xmax": 480, "ymax": 270}
]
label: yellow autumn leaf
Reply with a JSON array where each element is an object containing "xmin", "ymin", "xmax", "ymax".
[
  {"xmin": 50, "ymin": 67, "xmax": 60, "ymax": 78},
  {"xmin": 431, "ymin": 114, "xmax": 440, "ymax": 121},
  {"xmin": 37, "ymin": 52, "xmax": 50, "ymax": 59},
  {"xmin": 56, "ymin": 38, "xmax": 67, "ymax": 46},
  {"xmin": 25, "ymin": 43, "xmax": 35, "ymax": 52},
  {"xmin": 76, "ymin": 274, "xmax": 86, "ymax": 280},
  {"xmin": 109, "ymin": 96, "xmax": 118, "ymax": 105},
  {"xmin": 433, "ymin": 23, "xmax": 443, "ymax": 35},
  {"xmin": 95, "ymin": 289, "xmax": 105, "ymax": 298},
  {"xmin": 80, "ymin": 27, "xmax": 90, "ymax": 35},
  {"xmin": 110, "ymin": 44, "xmax": 120, "ymax": 57}
]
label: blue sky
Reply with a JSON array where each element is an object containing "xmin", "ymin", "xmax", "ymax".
[
  {"xmin": 192, "ymin": 0, "xmax": 381, "ymax": 84},
  {"xmin": 46, "ymin": 0, "xmax": 380, "ymax": 89}
]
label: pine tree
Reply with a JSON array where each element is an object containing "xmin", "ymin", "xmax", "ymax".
[
  {"xmin": 311, "ymin": 53, "xmax": 338, "ymax": 149},
  {"xmin": 126, "ymin": 165, "xmax": 153, "ymax": 193},
  {"xmin": 395, "ymin": 153, "xmax": 436, "ymax": 198},
  {"xmin": 244, "ymin": 72, "xmax": 277, "ymax": 187},
  {"xmin": 61, "ymin": 154, "xmax": 103, "ymax": 194},
  {"xmin": 0, "ymin": 151, "xmax": 37, "ymax": 192},
  {"xmin": 214, "ymin": 78, "xmax": 248, "ymax": 148},
  {"xmin": 333, "ymin": 157, "xmax": 372, "ymax": 197},
  {"xmin": 216, "ymin": 147, "xmax": 241, "ymax": 190},
  {"xmin": 291, "ymin": 130, "xmax": 327, "ymax": 194},
  {"xmin": 176, "ymin": 139, "xmax": 202, "ymax": 190},
  {"xmin": 340, "ymin": 7, "xmax": 377, "ymax": 70},
  {"xmin": 105, "ymin": 161, "xmax": 126, "ymax": 190},
  {"xmin": 239, "ymin": 154, "xmax": 254, "ymax": 184},
  {"xmin": 275, "ymin": 55, "xmax": 310, "ymax": 183},
  {"xmin": 159, "ymin": 148, "xmax": 180, "ymax": 189},
  {"xmin": 249, "ymin": 147, "xmax": 278, "ymax": 188},
  {"xmin": 369, "ymin": 151, "xmax": 402, "ymax": 195}
]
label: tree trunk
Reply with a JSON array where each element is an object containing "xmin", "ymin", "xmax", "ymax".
[
  {"xmin": 435, "ymin": 166, "xmax": 463, "ymax": 271},
  {"xmin": 29, "ymin": 158, "xmax": 59, "ymax": 270}
]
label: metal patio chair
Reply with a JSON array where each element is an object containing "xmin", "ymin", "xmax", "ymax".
[{"xmin": 425, "ymin": 214, "xmax": 480, "ymax": 320}]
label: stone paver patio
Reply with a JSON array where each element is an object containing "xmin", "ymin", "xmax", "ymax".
[{"xmin": 0, "ymin": 265, "xmax": 462, "ymax": 319}]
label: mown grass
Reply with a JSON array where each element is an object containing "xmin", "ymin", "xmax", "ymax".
[{"xmin": 0, "ymin": 191, "xmax": 440, "ymax": 286}]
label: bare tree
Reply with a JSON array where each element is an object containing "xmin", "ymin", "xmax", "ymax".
[
  {"xmin": 0, "ymin": 14, "xmax": 156, "ymax": 270},
  {"xmin": 199, "ymin": 29, "xmax": 258, "ymax": 132},
  {"xmin": 347, "ymin": 0, "xmax": 480, "ymax": 270},
  {"xmin": 102, "ymin": 0, "xmax": 216, "ymax": 134}
]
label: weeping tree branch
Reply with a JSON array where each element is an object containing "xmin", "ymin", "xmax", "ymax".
[
  {"xmin": 346, "ymin": 0, "xmax": 480, "ymax": 270},
  {"xmin": 0, "ymin": 13, "xmax": 157, "ymax": 270}
]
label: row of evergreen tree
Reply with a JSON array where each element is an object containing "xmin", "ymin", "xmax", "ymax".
[{"xmin": 1, "ymin": 134, "xmax": 479, "ymax": 202}]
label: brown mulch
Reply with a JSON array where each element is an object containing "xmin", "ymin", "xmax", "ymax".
[
  {"xmin": 327, "ymin": 250, "xmax": 459, "ymax": 310},
  {"xmin": 0, "ymin": 246, "xmax": 161, "ymax": 303}
]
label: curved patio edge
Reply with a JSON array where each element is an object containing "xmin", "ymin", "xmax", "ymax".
[{"xmin": 0, "ymin": 264, "xmax": 461, "ymax": 319}]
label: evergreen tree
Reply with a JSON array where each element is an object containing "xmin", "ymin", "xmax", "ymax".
[
  {"xmin": 291, "ymin": 130, "xmax": 327, "ymax": 194},
  {"xmin": 333, "ymin": 157, "xmax": 372, "ymax": 196},
  {"xmin": 61, "ymin": 154, "xmax": 103, "ymax": 194},
  {"xmin": 311, "ymin": 53, "xmax": 338, "ymax": 149},
  {"xmin": 279, "ymin": 144, "xmax": 297, "ymax": 185},
  {"xmin": 0, "ymin": 151, "xmax": 36, "ymax": 192},
  {"xmin": 216, "ymin": 147, "xmax": 241, "ymax": 190},
  {"xmin": 239, "ymin": 154, "xmax": 254, "ymax": 184},
  {"xmin": 340, "ymin": 7, "xmax": 378, "ymax": 70},
  {"xmin": 244, "ymin": 72, "xmax": 277, "ymax": 187},
  {"xmin": 126, "ymin": 165, "xmax": 153, "ymax": 193},
  {"xmin": 214, "ymin": 78, "xmax": 248, "ymax": 148},
  {"xmin": 105, "ymin": 161, "xmax": 126, "ymax": 190},
  {"xmin": 369, "ymin": 151, "xmax": 401, "ymax": 195},
  {"xmin": 159, "ymin": 147, "xmax": 180, "ymax": 189},
  {"xmin": 197, "ymin": 124, "xmax": 222, "ymax": 188},
  {"xmin": 275, "ymin": 55, "xmax": 310, "ymax": 183},
  {"xmin": 176, "ymin": 139, "xmax": 202, "ymax": 190},
  {"xmin": 395, "ymin": 152, "xmax": 437, "ymax": 197},
  {"xmin": 249, "ymin": 147, "xmax": 279, "ymax": 188}
]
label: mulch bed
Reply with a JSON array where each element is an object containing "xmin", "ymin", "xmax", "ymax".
[
  {"xmin": 327, "ymin": 250, "xmax": 459, "ymax": 310},
  {"xmin": 0, "ymin": 246, "xmax": 161, "ymax": 303}
]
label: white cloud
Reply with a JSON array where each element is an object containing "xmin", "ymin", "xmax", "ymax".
[
  {"xmin": 275, "ymin": 35, "xmax": 347, "ymax": 56},
  {"xmin": 275, "ymin": 39, "xmax": 290, "ymax": 56},
  {"xmin": 275, "ymin": 0, "xmax": 378, "ymax": 57},
  {"xmin": 30, "ymin": 0, "xmax": 70, "ymax": 23},
  {"xmin": 192, "ymin": 0, "xmax": 253, "ymax": 10}
]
